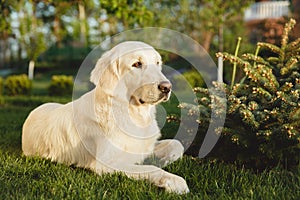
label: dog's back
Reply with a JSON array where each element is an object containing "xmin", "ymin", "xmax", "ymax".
[
  {"xmin": 22, "ymin": 102, "xmax": 83, "ymax": 164},
  {"xmin": 22, "ymin": 103, "xmax": 62, "ymax": 156}
]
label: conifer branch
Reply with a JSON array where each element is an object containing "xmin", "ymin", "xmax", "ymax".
[
  {"xmin": 280, "ymin": 57, "xmax": 298, "ymax": 75},
  {"xmin": 286, "ymin": 38, "xmax": 300, "ymax": 52},
  {"xmin": 257, "ymin": 42, "xmax": 281, "ymax": 55},
  {"xmin": 281, "ymin": 18, "xmax": 296, "ymax": 49},
  {"xmin": 242, "ymin": 53, "xmax": 270, "ymax": 67}
]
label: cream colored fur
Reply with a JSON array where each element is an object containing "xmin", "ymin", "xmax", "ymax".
[{"xmin": 22, "ymin": 41, "xmax": 189, "ymax": 194}]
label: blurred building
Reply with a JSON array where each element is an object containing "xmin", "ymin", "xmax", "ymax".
[{"xmin": 245, "ymin": 0, "xmax": 299, "ymax": 45}]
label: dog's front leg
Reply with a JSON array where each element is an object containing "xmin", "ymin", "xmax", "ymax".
[
  {"xmin": 92, "ymin": 157, "xmax": 189, "ymax": 194},
  {"xmin": 114, "ymin": 164, "xmax": 189, "ymax": 194},
  {"xmin": 153, "ymin": 139, "xmax": 185, "ymax": 166},
  {"xmin": 92, "ymin": 138, "xmax": 189, "ymax": 194}
]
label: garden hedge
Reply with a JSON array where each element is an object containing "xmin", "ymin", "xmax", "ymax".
[
  {"xmin": 4, "ymin": 74, "xmax": 32, "ymax": 96},
  {"xmin": 48, "ymin": 75, "xmax": 74, "ymax": 96}
]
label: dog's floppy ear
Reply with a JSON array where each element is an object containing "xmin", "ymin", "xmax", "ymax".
[
  {"xmin": 90, "ymin": 50, "xmax": 120, "ymax": 86},
  {"xmin": 90, "ymin": 51, "xmax": 110, "ymax": 85}
]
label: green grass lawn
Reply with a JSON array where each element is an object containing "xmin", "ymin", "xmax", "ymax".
[{"xmin": 0, "ymin": 96, "xmax": 299, "ymax": 199}]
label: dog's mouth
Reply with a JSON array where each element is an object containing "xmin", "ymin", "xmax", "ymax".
[
  {"xmin": 139, "ymin": 99, "xmax": 146, "ymax": 104},
  {"xmin": 137, "ymin": 92, "xmax": 170, "ymax": 105}
]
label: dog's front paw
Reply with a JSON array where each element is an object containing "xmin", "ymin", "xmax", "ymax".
[{"xmin": 159, "ymin": 173, "xmax": 190, "ymax": 194}]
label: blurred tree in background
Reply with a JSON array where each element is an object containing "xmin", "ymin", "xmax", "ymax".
[
  {"xmin": 0, "ymin": 0, "xmax": 253, "ymax": 81},
  {"xmin": 18, "ymin": 0, "xmax": 47, "ymax": 79}
]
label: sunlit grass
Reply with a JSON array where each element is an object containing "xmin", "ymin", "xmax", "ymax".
[{"xmin": 0, "ymin": 96, "xmax": 299, "ymax": 199}]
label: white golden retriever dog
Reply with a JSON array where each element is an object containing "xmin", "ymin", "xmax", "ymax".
[{"xmin": 22, "ymin": 41, "xmax": 189, "ymax": 194}]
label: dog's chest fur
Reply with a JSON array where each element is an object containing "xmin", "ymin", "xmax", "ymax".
[{"xmin": 93, "ymin": 90, "xmax": 161, "ymax": 159}]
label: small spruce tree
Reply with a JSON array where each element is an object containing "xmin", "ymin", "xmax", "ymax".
[{"xmin": 178, "ymin": 18, "xmax": 300, "ymax": 169}]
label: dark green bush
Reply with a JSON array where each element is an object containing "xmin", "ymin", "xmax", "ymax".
[
  {"xmin": 173, "ymin": 70, "xmax": 205, "ymax": 90},
  {"xmin": 4, "ymin": 74, "xmax": 32, "ymax": 96},
  {"xmin": 48, "ymin": 75, "xmax": 74, "ymax": 96},
  {"xmin": 0, "ymin": 77, "xmax": 3, "ymax": 95},
  {"xmin": 0, "ymin": 77, "xmax": 4, "ymax": 105},
  {"xmin": 175, "ymin": 19, "xmax": 300, "ymax": 170}
]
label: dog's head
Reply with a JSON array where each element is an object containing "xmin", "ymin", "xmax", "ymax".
[{"xmin": 91, "ymin": 41, "xmax": 172, "ymax": 106}]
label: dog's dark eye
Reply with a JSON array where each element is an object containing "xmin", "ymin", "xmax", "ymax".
[{"xmin": 132, "ymin": 61, "xmax": 142, "ymax": 68}]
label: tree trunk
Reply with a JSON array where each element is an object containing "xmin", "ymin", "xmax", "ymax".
[
  {"xmin": 0, "ymin": 40, "xmax": 5, "ymax": 68},
  {"xmin": 17, "ymin": 42, "xmax": 22, "ymax": 61},
  {"xmin": 29, "ymin": 2, "xmax": 37, "ymax": 80},
  {"xmin": 217, "ymin": 22, "xmax": 224, "ymax": 83},
  {"xmin": 28, "ymin": 60, "xmax": 35, "ymax": 80},
  {"xmin": 54, "ymin": 16, "xmax": 62, "ymax": 47},
  {"xmin": 78, "ymin": 2, "xmax": 87, "ymax": 46},
  {"xmin": 217, "ymin": 56, "xmax": 223, "ymax": 83},
  {"xmin": 202, "ymin": 31, "xmax": 213, "ymax": 52}
]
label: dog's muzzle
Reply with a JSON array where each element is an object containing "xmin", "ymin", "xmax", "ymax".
[
  {"xmin": 130, "ymin": 81, "xmax": 172, "ymax": 105},
  {"xmin": 158, "ymin": 81, "xmax": 172, "ymax": 94}
]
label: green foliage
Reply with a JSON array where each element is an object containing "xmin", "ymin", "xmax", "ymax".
[
  {"xmin": 4, "ymin": 74, "xmax": 32, "ymax": 96},
  {"xmin": 0, "ymin": 77, "xmax": 3, "ymax": 95},
  {"xmin": 3, "ymin": 0, "xmax": 254, "ymax": 72},
  {"xmin": 48, "ymin": 75, "xmax": 74, "ymax": 96},
  {"xmin": 199, "ymin": 0, "xmax": 253, "ymax": 30},
  {"xmin": 178, "ymin": 19, "xmax": 300, "ymax": 169},
  {"xmin": 18, "ymin": 2, "xmax": 47, "ymax": 62},
  {"xmin": 173, "ymin": 70, "xmax": 205, "ymax": 90},
  {"xmin": 0, "ymin": 77, "xmax": 4, "ymax": 105},
  {"xmin": 100, "ymin": 0, "xmax": 154, "ymax": 31},
  {"xmin": 0, "ymin": 1, "xmax": 13, "ymax": 37}
]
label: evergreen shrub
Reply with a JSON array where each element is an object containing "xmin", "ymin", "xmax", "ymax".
[
  {"xmin": 175, "ymin": 19, "xmax": 300, "ymax": 169},
  {"xmin": 4, "ymin": 74, "xmax": 32, "ymax": 96},
  {"xmin": 48, "ymin": 75, "xmax": 74, "ymax": 96}
]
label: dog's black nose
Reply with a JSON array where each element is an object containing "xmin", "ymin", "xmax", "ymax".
[{"xmin": 158, "ymin": 81, "xmax": 172, "ymax": 93}]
